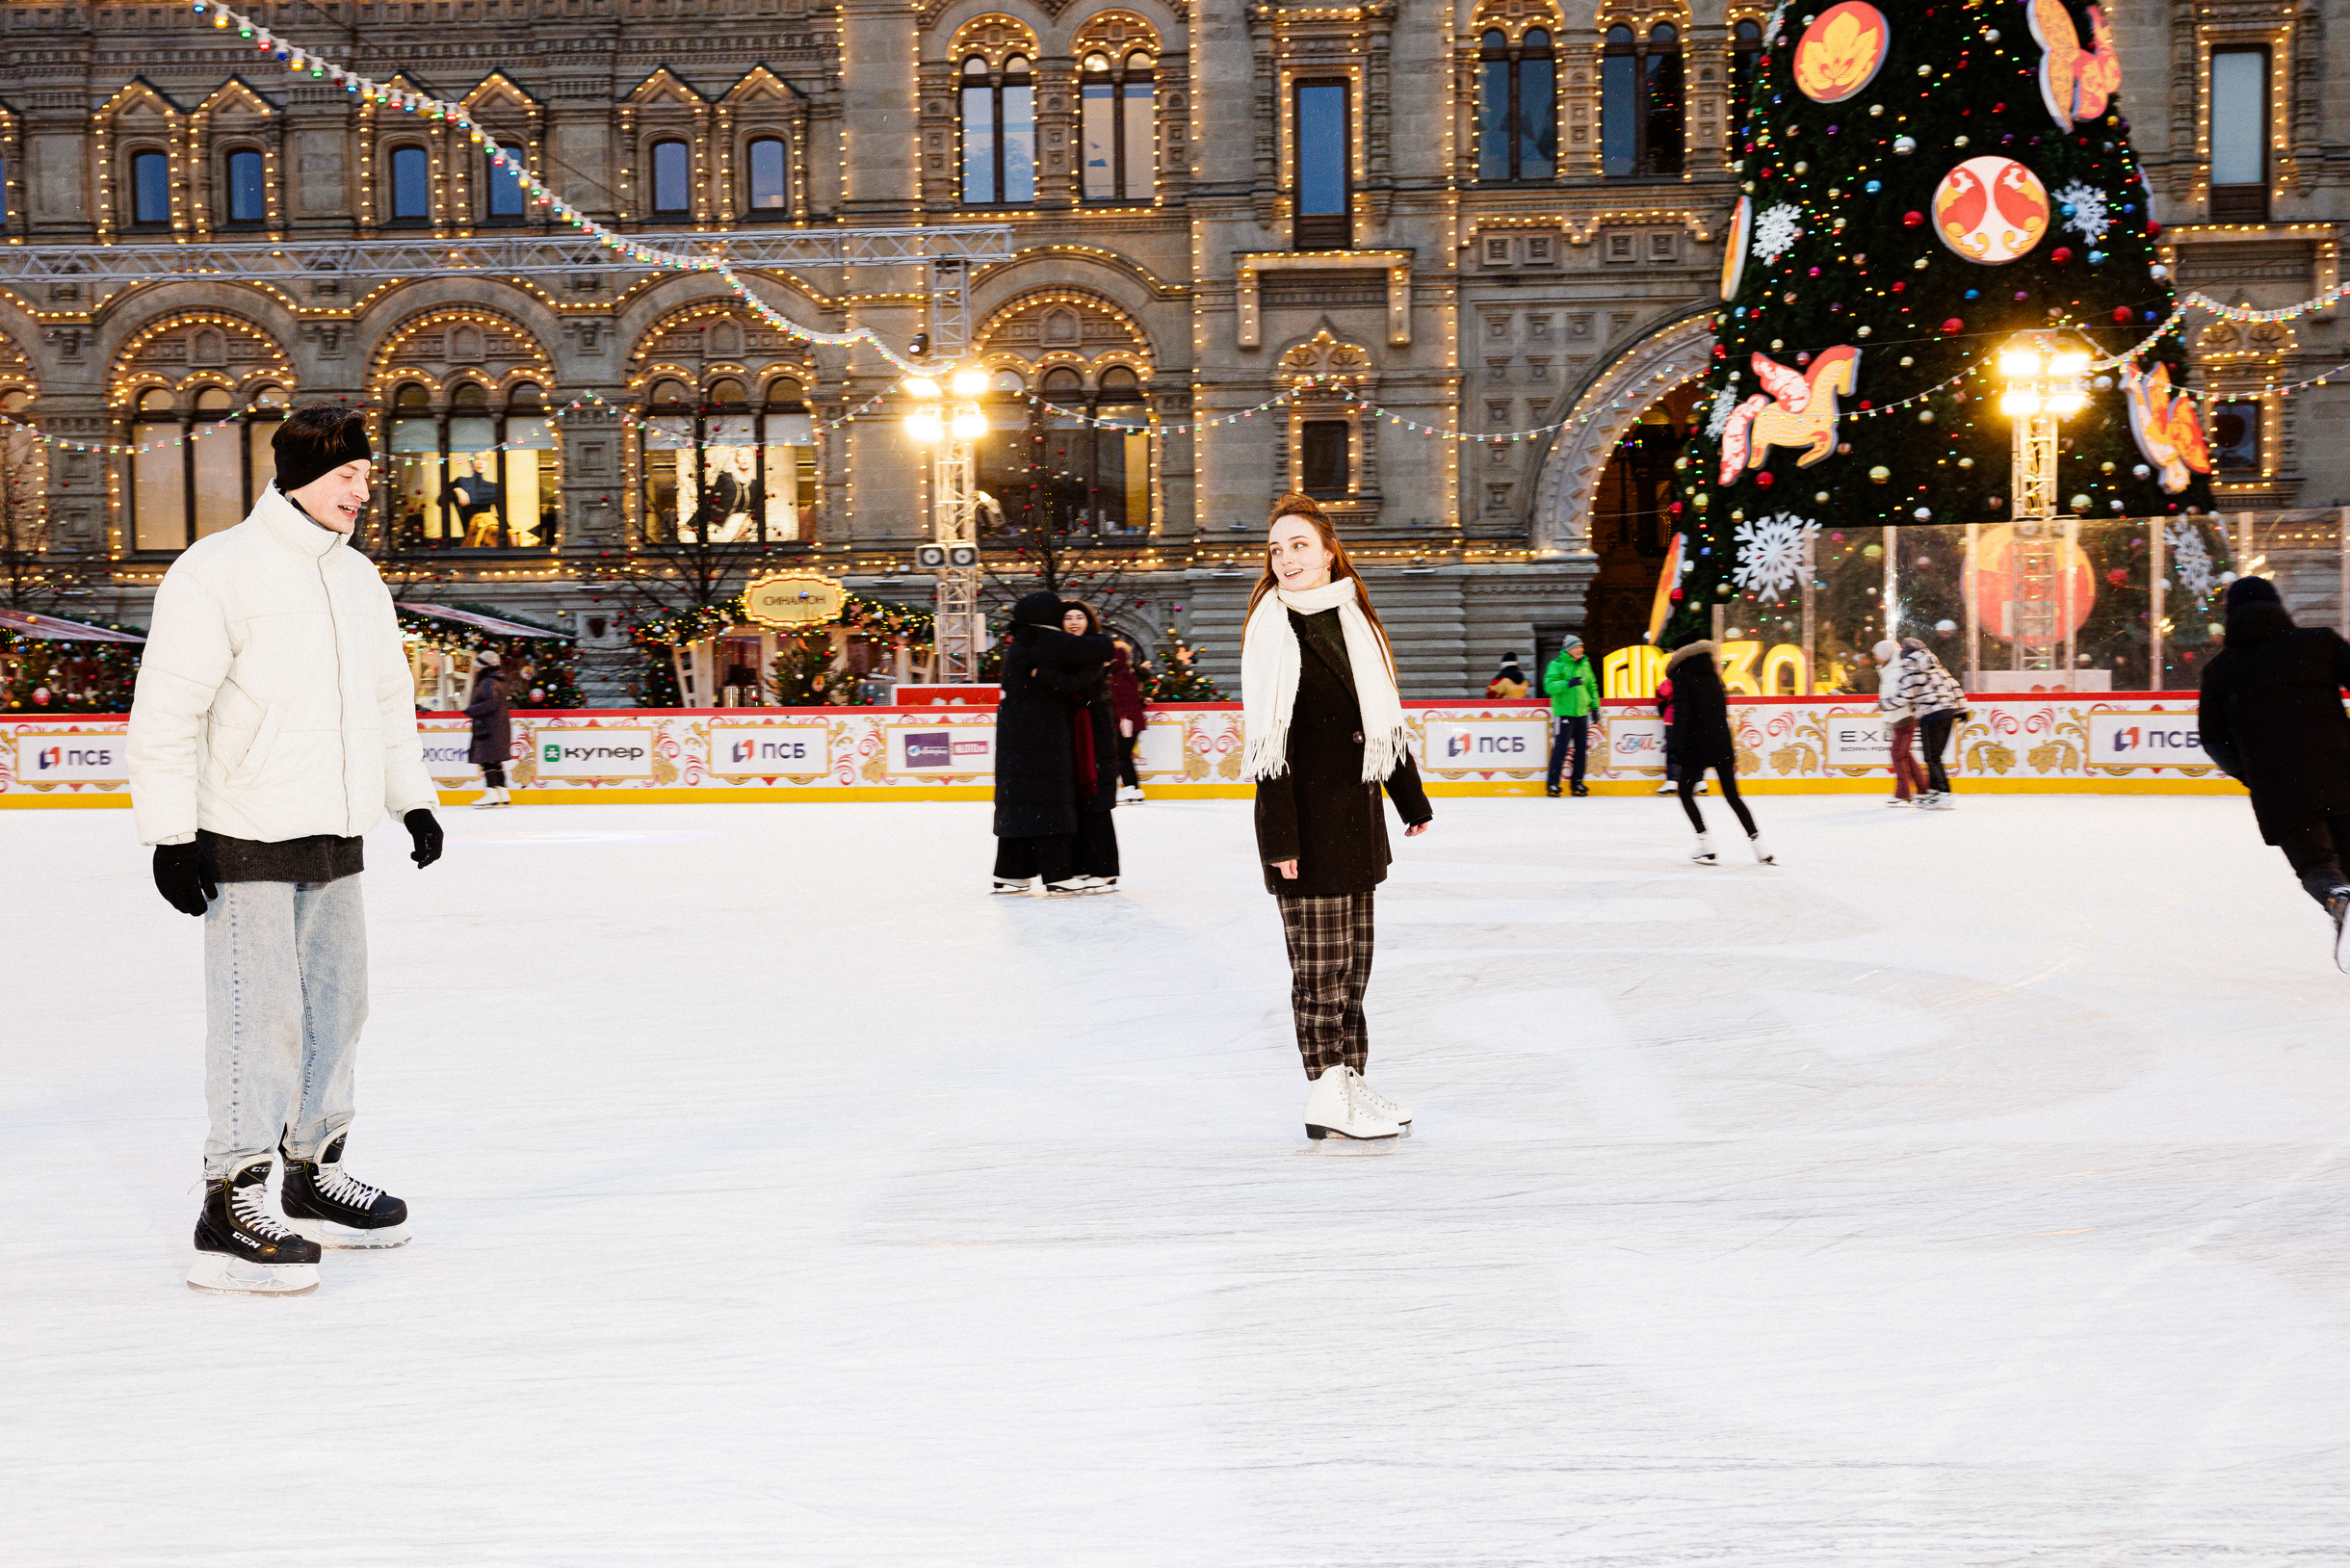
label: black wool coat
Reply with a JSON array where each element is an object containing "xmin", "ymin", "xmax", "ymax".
[
  {"xmin": 2198, "ymin": 605, "xmax": 2350, "ymax": 842},
  {"xmin": 993, "ymin": 623, "xmax": 1114, "ymax": 838},
  {"xmin": 1662, "ymin": 640, "xmax": 1737, "ymax": 771},
  {"xmin": 463, "ymin": 667, "xmax": 511, "ymax": 767},
  {"xmin": 1072, "ymin": 665, "xmax": 1120, "ymax": 818},
  {"xmin": 1252, "ymin": 610, "xmax": 1432, "ymax": 897}
]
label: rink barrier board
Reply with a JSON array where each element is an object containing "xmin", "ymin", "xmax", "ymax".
[{"xmin": 0, "ymin": 695, "xmax": 2251, "ymax": 805}]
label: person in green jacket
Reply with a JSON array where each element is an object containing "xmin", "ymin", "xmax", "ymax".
[{"xmin": 1543, "ymin": 636, "xmax": 1599, "ymax": 797}]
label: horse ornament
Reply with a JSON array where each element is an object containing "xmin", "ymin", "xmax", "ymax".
[{"xmin": 1718, "ymin": 346, "xmax": 1861, "ymax": 486}]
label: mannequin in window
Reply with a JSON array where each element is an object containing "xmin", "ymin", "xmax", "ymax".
[{"xmin": 443, "ymin": 454, "xmax": 503, "ymax": 546}]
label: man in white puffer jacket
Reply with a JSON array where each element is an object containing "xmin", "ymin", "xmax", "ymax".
[{"xmin": 129, "ymin": 404, "xmax": 444, "ymax": 1296}]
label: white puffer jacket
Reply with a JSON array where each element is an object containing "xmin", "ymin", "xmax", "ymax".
[{"xmin": 128, "ymin": 484, "xmax": 435, "ymax": 847}]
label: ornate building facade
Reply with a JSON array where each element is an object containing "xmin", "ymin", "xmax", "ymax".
[{"xmin": 1, "ymin": 1, "xmax": 2343, "ymax": 695}]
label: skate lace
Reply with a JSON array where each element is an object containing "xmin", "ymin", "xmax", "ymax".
[
  {"xmin": 1351, "ymin": 1077, "xmax": 1404, "ymax": 1118},
  {"xmin": 316, "ymin": 1163, "xmax": 383, "ymax": 1209},
  {"xmin": 231, "ymin": 1182, "xmax": 300, "ymax": 1241}
]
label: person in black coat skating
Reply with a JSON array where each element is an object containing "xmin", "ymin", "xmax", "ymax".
[
  {"xmin": 991, "ymin": 590, "xmax": 1113, "ymax": 894},
  {"xmin": 463, "ymin": 650, "xmax": 513, "ymax": 808},
  {"xmin": 2199, "ymin": 575, "xmax": 2350, "ymax": 967},
  {"xmin": 1661, "ymin": 633, "xmax": 1772, "ymax": 866}
]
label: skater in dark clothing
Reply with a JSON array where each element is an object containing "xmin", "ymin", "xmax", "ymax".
[
  {"xmin": 1110, "ymin": 640, "xmax": 1147, "ymax": 801},
  {"xmin": 1661, "ymin": 633, "xmax": 1773, "ymax": 866},
  {"xmin": 991, "ymin": 590, "xmax": 1113, "ymax": 895},
  {"xmin": 464, "ymin": 649, "xmax": 513, "ymax": 808},
  {"xmin": 127, "ymin": 405, "xmax": 440, "ymax": 1295},
  {"xmin": 2199, "ymin": 575, "xmax": 2350, "ymax": 968},
  {"xmin": 1542, "ymin": 635, "xmax": 1597, "ymax": 797},
  {"xmin": 1061, "ymin": 602, "xmax": 1123, "ymax": 890},
  {"xmin": 1243, "ymin": 492, "xmax": 1432, "ymax": 1142}
]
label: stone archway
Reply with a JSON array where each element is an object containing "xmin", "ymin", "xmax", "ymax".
[{"xmin": 1530, "ymin": 309, "xmax": 1715, "ymax": 554}]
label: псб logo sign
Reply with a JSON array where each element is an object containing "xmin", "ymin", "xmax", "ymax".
[
  {"xmin": 2111, "ymin": 724, "xmax": 2199, "ymax": 754},
  {"xmin": 34, "ymin": 745, "xmax": 116, "ymax": 771}
]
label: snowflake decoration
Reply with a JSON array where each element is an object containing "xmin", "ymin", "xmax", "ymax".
[
  {"xmin": 2054, "ymin": 181, "xmax": 2111, "ymax": 246},
  {"xmin": 1751, "ymin": 203, "xmax": 1803, "ymax": 266},
  {"xmin": 1731, "ymin": 513, "xmax": 1818, "ymax": 603},
  {"xmin": 1705, "ymin": 385, "xmax": 1741, "ymax": 440},
  {"xmin": 2166, "ymin": 519, "xmax": 2219, "ymax": 600}
]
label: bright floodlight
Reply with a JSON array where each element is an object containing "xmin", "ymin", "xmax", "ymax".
[
  {"xmin": 1999, "ymin": 388, "xmax": 2043, "ymax": 416},
  {"xmin": 2046, "ymin": 389, "xmax": 2087, "ymax": 416},
  {"xmin": 1998, "ymin": 350, "xmax": 2044, "ymax": 378},
  {"xmin": 2048, "ymin": 351, "xmax": 2092, "ymax": 378},
  {"xmin": 951, "ymin": 405, "xmax": 986, "ymax": 439},
  {"xmin": 905, "ymin": 409, "xmax": 944, "ymax": 443},
  {"xmin": 950, "ymin": 368, "xmax": 990, "ymax": 398},
  {"xmin": 902, "ymin": 377, "xmax": 943, "ymax": 400}
]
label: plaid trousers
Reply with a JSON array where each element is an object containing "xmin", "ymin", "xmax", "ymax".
[{"xmin": 1277, "ymin": 892, "xmax": 1375, "ymax": 1080}]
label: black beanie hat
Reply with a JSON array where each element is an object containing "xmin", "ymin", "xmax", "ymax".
[
  {"xmin": 273, "ymin": 405, "xmax": 373, "ymax": 495},
  {"xmin": 1011, "ymin": 590, "xmax": 1064, "ymax": 628},
  {"xmin": 2225, "ymin": 576, "xmax": 2282, "ymax": 612}
]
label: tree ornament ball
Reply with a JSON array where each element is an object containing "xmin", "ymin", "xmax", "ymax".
[
  {"xmin": 1935, "ymin": 619, "xmax": 1958, "ymax": 636},
  {"xmin": 1913, "ymin": 507, "xmax": 1933, "ymax": 520},
  {"xmin": 1862, "ymin": 543, "xmax": 1883, "ymax": 559},
  {"xmin": 1815, "ymin": 490, "xmax": 1832, "ymax": 503},
  {"xmin": 32, "ymin": 688, "xmax": 50, "ymax": 705},
  {"xmin": 1757, "ymin": 472, "xmax": 1775, "ymax": 487},
  {"xmin": 2133, "ymin": 464, "xmax": 2151, "ymax": 479},
  {"xmin": 2050, "ymin": 248, "xmax": 2073, "ymax": 266},
  {"xmin": 1941, "ymin": 318, "xmax": 1965, "ymax": 334},
  {"xmin": 2070, "ymin": 494, "xmax": 2092, "ymax": 513},
  {"xmin": 1893, "ymin": 136, "xmax": 1917, "ymax": 154},
  {"xmin": 1902, "ymin": 210, "xmax": 1924, "ymax": 228}
]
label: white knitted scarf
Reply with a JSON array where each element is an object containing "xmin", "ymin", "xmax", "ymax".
[{"xmin": 1240, "ymin": 576, "xmax": 1409, "ymax": 783}]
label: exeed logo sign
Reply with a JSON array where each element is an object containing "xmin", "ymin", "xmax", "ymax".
[{"xmin": 903, "ymin": 732, "xmax": 953, "ymax": 769}]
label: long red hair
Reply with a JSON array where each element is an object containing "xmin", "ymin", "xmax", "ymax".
[{"xmin": 1246, "ymin": 492, "xmax": 1397, "ymax": 677}]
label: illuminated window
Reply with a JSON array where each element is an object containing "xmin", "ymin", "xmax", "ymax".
[
  {"xmin": 384, "ymin": 379, "xmax": 562, "ymax": 552},
  {"xmin": 485, "ymin": 150, "xmax": 525, "ymax": 221},
  {"xmin": 1081, "ymin": 51, "xmax": 1156, "ymax": 203},
  {"xmin": 745, "ymin": 137, "xmax": 788, "ymax": 215},
  {"xmin": 639, "ymin": 376, "xmax": 817, "ymax": 546},
  {"xmin": 2209, "ymin": 48, "xmax": 2267, "ymax": 222},
  {"xmin": 130, "ymin": 150, "xmax": 170, "ymax": 226},
  {"xmin": 1603, "ymin": 23, "xmax": 1683, "ymax": 177},
  {"xmin": 389, "ymin": 145, "xmax": 429, "ymax": 221},
  {"xmin": 650, "ymin": 139, "xmax": 692, "ymax": 214},
  {"xmin": 1478, "ymin": 28, "xmax": 1556, "ymax": 183},
  {"xmin": 129, "ymin": 382, "xmax": 287, "ymax": 552},
  {"xmin": 224, "ymin": 149, "xmax": 265, "ymax": 225},
  {"xmin": 1294, "ymin": 81, "xmax": 1350, "ymax": 248},
  {"xmin": 975, "ymin": 365, "xmax": 1152, "ymax": 540},
  {"xmin": 961, "ymin": 55, "xmax": 1036, "ymax": 206}
]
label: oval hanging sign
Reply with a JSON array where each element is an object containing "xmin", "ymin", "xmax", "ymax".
[
  {"xmin": 743, "ymin": 571, "xmax": 847, "ymax": 630},
  {"xmin": 1932, "ymin": 155, "xmax": 2050, "ymax": 264},
  {"xmin": 1720, "ymin": 194, "xmax": 1753, "ymax": 301},
  {"xmin": 1792, "ymin": 2, "xmax": 1891, "ymax": 104}
]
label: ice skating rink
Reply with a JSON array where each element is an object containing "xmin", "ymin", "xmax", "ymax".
[{"xmin": 4, "ymin": 794, "xmax": 2346, "ymax": 1567}]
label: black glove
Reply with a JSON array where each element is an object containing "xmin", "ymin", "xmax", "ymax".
[
  {"xmin": 153, "ymin": 841, "xmax": 218, "ymax": 918},
  {"xmin": 405, "ymin": 809, "xmax": 444, "ymax": 869}
]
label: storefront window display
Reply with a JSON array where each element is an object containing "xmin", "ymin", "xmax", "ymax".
[
  {"xmin": 974, "ymin": 365, "xmax": 1149, "ymax": 541},
  {"xmin": 639, "ymin": 377, "xmax": 818, "ymax": 544},
  {"xmin": 384, "ymin": 379, "xmax": 560, "ymax": 551},
  {"xmin": 128, "ymin": 383, "xmax": 286, "ymax": 553}
]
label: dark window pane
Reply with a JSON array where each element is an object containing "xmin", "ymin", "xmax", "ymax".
[
  {"xmin": 1003, "ymin": 84, "xmax": 1035, "ymax": 202},
  {"xmin": 1301, "ymin": 420, "xmax": 1348, "ymax": 496},
  {"xmin": 1296, "ymin": 84, "xmax": 1346, "ymax": 216},
  {"xmin": 652, "ymin": 140, "xmax": 691, "ymax": 213},
  {"xmin": 1601, "ymin": 55, "xmax": 1636, "ymax": 177},
  {"xmin": 1519, "ymin": 57, "xmax": 1555, "ymax": 178},
  {"xmin": 226, "ymin": 149, "xmax": 264, "ymax": 223},
  {"xmin": 1478, "ymin": 59, "xmax": 1512, "ymax": 180},
  {"xmin": 1083, "ymin": 80, "xmax": 1116, "ymax": 200},
  {"xmin": 961, "ymin": 83, "xmax": 997, "ymax": 204},
  {"xmin": 2209, "ymin": 401, "xmax": 2260, "ymax": 471},
  {"xmin": 1644, "ymin": 44, "xmax": 1684, "ymax": 174},
  {"xmin": 747, "ymin": 138, "xmax": 787, "ymax": 210},
  {"xmin": 391, "ymin": 146, "xmax": 429, "ymax": 219},
  {"xmin": 132, "ymin": 151, "xmax": 170, "ymax": 224},
  {"xmin": 486, "ymin": 154, "xmax": 524, "ymax": 217}
]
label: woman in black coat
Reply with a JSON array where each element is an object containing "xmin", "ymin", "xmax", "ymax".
[
  {"xmin": 1060, "ymin": 601, "xmax": 1124, "ymax": 888},
  {"xmin": 1244, "ymin": 493, "xmax": 1431, "ymax": 1142},
  {"xmin": 464, "ymin": 649, "xmax": 512, "ymax": 809},
  {"xmin": 991, "ymin": 590, "xmax": 1112, "ymax": 894},
  {"xmin": 2199, "ymin": 575, "xmax": 2350, "ymax": 963},
  {"xmin": 1660, "ymin": 634, "xmax": 1769, "ymax": 865}
]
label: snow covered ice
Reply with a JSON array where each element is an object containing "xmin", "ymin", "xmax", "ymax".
[{"xmin": 4, "ymin": 794, "xmax": 2347, "ymax": 1567}]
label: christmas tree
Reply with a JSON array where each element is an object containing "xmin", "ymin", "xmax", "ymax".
[{"xmin": 1666, "ymin": 0, "xmax": 2215, "ymax": 651}]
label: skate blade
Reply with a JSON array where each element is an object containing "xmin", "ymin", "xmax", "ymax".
[
  {"xmin": 286, "ymin": 1217, "xmax": 410, "ymax": 1249},
  {"xmin": 186, "ymin": 1254, "xmax": 319, "ymax": 1295},
  {"xmin": 1304, "ymin": 1124, "xmax": 1401, "ymax": 1143}
]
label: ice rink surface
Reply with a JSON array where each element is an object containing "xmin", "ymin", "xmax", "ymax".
[{"xmin": 4, "ymin": 792, "xmax": 2347, "ymax": 1567}]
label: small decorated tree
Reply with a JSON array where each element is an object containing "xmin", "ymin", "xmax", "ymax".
[{"xmin": 1667, "ymin": 0, "xmax": 2215, "ymax": 646}]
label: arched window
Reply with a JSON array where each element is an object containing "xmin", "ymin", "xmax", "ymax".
[
  {"xmin": 223, "ymin": 148, "xmax": 265, "ymax": 226},
  {"xmin": 383, "ymin": 379, "xmax": 561, "ymax": 552},
  {"xmin": 388, "ymin": 145, "xmax": 430, "ymax": 221},
  {"xmin": 650, "ymin": 139, "xmax": 692, "ymax": 215},
  {"xmin": 484, "ymin": 148, "xmax": 525, "ymax": 221},
  {"xmin": 1730, "ymin": 18, "xmax": 1763, "ymax": 106},
  {"xmin": 960, "ymin": 55, "xmax": 1036, "ymax": 206},
  {"xmin": 1602, "ymin": 23, "xmax": 1683, "ymax": 177},
  {"xmin": 638, "ymin": 371, "xmax": 816, "ymax": 545},
  {"xmin": 1081, "ymin": 51, "xmax": 1156, "ymax": 203},
  {"xmin": 129, "ymin": 382, "xmax": 285, "ymax": 552},
  {"xmin": 1478, "ymin": 27, "xmax": 1556, "ymax": 183},
  {"xmin": 130, "ymin": 150, "xmax": 170, "ymax": 227},
  {"xmin": 975, "ymin": 364, "xmax": 1152, "ymax": 541},
  {"xmin": 745, "ymin": 136, "xmax": 788, "ymax": 216}
]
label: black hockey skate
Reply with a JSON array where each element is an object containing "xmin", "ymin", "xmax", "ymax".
[
  {"xmin": 280, "ymin": 1134, "xmax": 410, "ymax": 1249},
  {"xmin": 188, "ymin": 1161, "xmax": 322, "ymax": 1295}
]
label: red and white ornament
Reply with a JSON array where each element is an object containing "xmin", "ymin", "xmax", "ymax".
[{"xmin": 1931, "ymin": 156, "xmax": 2050, "ymax": 264}]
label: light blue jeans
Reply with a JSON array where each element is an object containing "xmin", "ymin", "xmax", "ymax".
[{"xmin": 202, "ymin": 876, "xmax": 369, "ymax": 1180}]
